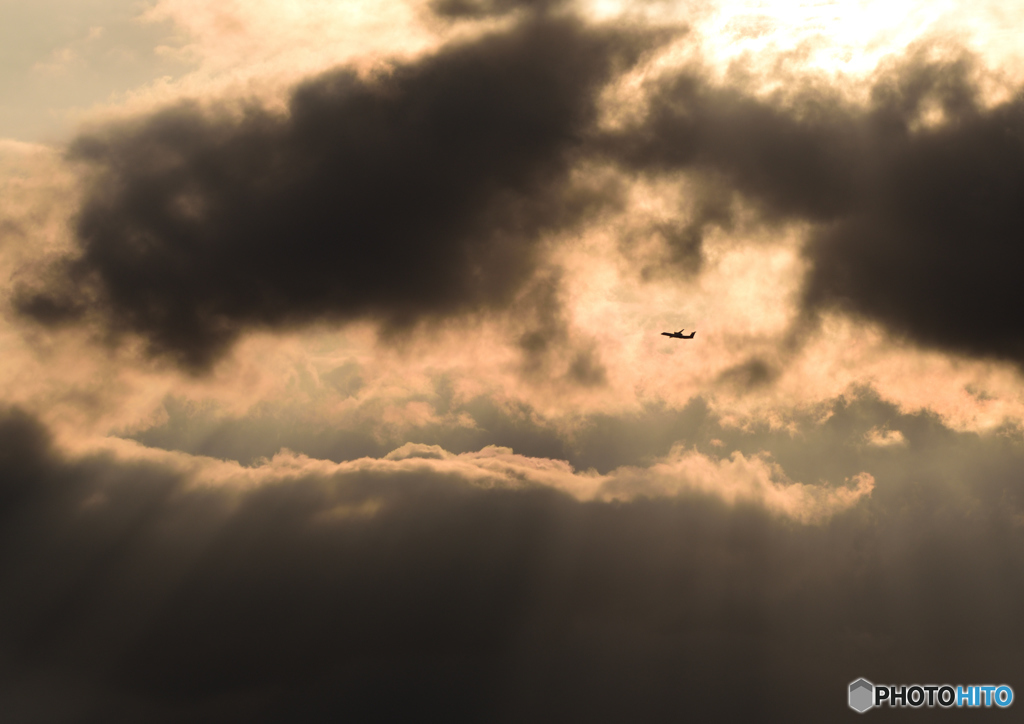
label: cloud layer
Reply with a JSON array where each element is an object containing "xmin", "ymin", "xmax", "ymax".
[
  {"xmin": 18, "ymin": 12, "xmax": 1024, "ymax": 377},
  {"xmin": 6, "ymin": 4, "xmax": 1024, "ymax": 721},
  {"xmin": 2, "ymin": 406, "xmax": 1023, "ymax": 722}
]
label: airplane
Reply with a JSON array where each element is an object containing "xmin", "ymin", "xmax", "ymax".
[{"xmin": 661, "ymin": 329, "xmax": 695, "ymax": 339}]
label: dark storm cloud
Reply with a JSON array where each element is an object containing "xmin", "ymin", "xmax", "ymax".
[
  {"xmin": 609, "ymin": 72, "xmax": 862, "ymax": 222},
  {"xmin": 805, "ymin": 60, "xmax": 1024, "ymax": 363},
  {"xmin": 15, "ymin": 16, "xmax": 646, "ymax": 370},
  {"xmin": 15, "ymin": 23, "xmax": 1024, "ymax": 371},
  {"xmin": 610, "ymin": 49, "xmax": 1024, "ymax": 365},
  {"xmin": 5, "ymin": 404, "xmax": 1024, "ymax": 721}
]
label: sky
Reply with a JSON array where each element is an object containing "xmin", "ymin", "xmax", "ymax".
[{"xmin": 2, "ymin": 0, "xmax": 1024, "ymax": 720}]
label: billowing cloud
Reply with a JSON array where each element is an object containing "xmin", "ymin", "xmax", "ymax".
[
  {"xmin": 804, "ymin": 57, "xmax": 1024, "ymax": 366},
  {"xmin": 14, "ymin": 1, "xmax": 1024, "ymax": 383},
  {"xmin": 15, "ymin": 14, "xmax": 648, "ymax": 370},
  {"xmin": 377, "ymin": 440, "xmax": 874, "ymax": 522},
  {"xmin": 609, "ymin": 47, "xmax": 1024, "ymax": 367}
]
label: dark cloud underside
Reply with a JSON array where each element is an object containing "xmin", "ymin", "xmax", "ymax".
[
  {"xmin": 16, "ymin": 16, "xmax": 644, "ymax": 370},
  {"xmin": 17, "ymin": 13, "xmax": 1024, "ymax": 372},
  {"xmin": 3, "ymin": 407, "xmax": 1024, "ymax": 721},
  {"xmin": 805, "ymin": 88, "xmax": 1024, "ymax": 362},
  {"xmin": 612, "ymin": 51, "xmax": 1024, "ymax": 365}
]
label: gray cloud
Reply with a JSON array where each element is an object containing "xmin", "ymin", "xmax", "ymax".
[
  {"xmin": 610, "ymin": 48, "xmax": 1024, "ymax": 366},
  {"xmin": 804, "ymin": 57, "xmax": 1024, "ymax": 364},
  {"xmin": 15, "ymin": 15, "xmax": 647, "ymax": 371},
  {"xmin": 14, "ymin": 14, "xmax": 1024, "ymax": 376},
  {"xmin": 19, "ymin": 13, "xmax": 1023, "ymax": 374},
  {"xmin": 3, "ymin": 404, "xmax": 1024, "ymax": 721},
  {"xmin": 430, "ymin": 0, "xmax": 565, "ymax": 19}
]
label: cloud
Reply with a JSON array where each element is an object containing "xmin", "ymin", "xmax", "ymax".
[
  {"xmin": 15, "ymin": 7, "xmax": 1024, "ymax": 407},
  {"xmin": 804, "ymin": 54, "xmax": 1024, "ymax": 366},
  {"xmin": 6, "ymin": 6, "xmax": 1024, "ymax": 721},
  {"xmin": 600, "ymin": 449, "xmax": 875, "ymax": 523},
  {"xmin": 109, "ymin": 412, "xmax": 875, "ymax": 523},
  {"xmin": 607, "ymin": 46, "xmax": 1024, "ymax": 368},
  {"xmin": 430, "ymin": 0, "xmax": 565, "ymax": 19},
  {"xmin": 2, "ymin": 404, "xmax": 1024, "ymax": 721},
  {"xmin": 865, "ymin": 426, "xmax": 907, "ymax": 447},
  {"xmin": 15, "ymin": 15, "xmax": 649, "ymax": 371}
]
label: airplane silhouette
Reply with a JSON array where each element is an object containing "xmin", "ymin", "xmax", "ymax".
[{"xmin": 662, "ymin": 329, "xmax": 695, "ymax": 339}]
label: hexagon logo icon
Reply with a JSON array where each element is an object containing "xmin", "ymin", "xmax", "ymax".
[{"xmin": 849, "ymin": 678, "xmax": 874, "ymax": 713}]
